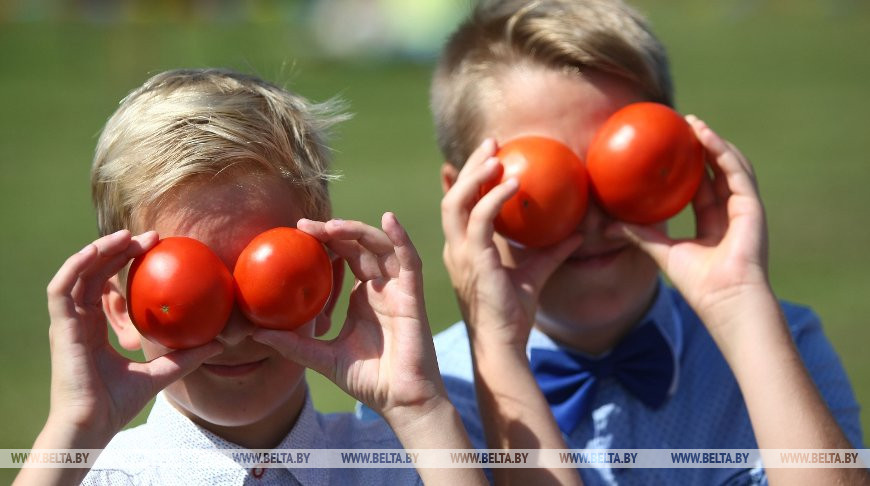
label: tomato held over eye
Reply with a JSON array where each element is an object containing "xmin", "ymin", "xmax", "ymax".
[
  {"xmin": 233, "ymin": 227, "xmax": 333, "ymax": 331},
  {"xmin": 586, "ymin": 102, "xmax": 705, "ymax": 225},
  {"xmin": 127, "ymin": 237, "xmax": 234, "ymax": 349},
  {"xmin": 480, "ymin": 136, "xmax": 589, "ymax": 248}
]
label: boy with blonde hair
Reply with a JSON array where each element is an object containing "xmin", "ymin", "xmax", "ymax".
[
  {"xmin": 15, "ymin": 68, "xmax": 490, "ymax": 486},
  {"xmin": 429, "ymin": 1, "xmax": 866, "ymax": 484}
]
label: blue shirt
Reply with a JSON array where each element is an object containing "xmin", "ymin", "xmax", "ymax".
[
  {"xmin": 361, "ymin": 284, "xmax": 863, "ymax": 485},
  {"xmin": 84, "ymin": 391, "xmax": 422, "ymax": 486}
]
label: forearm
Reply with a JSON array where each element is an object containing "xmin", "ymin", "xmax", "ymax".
[
  {"xmin": 470, "ymin": 340, "xmax": 582, "ymax": 486},
  {"xmin": 385, "ymin": 397, "xmax": 488, "ymax": 486},
  {"xmin": 13, "ymin": 415, "xmax": 113, "ymax": 486},
  {"xmin": 707, "ymin": 291, "xmax": 868, "ymax": 485}
]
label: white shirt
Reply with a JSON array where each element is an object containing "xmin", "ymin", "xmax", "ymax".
[{"xmin": 82, "ymin": 392, "xmax": 422, "ymax": 486}]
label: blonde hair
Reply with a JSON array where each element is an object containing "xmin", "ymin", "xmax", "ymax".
[
  {"xmin": 431, "ymin": 0, "xmax": 673, "ymax": 168},
  {"xmin": 92, "ymin": 68, "xmax": 347, "ymax": 236}
]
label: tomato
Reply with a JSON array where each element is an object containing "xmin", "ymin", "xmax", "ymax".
[
  {"xmin": 480, "ymin": 136, "xmax": 588, "ymax": 248},
  {"xmin": 586, "ymin": 102, "xmax": 705, "ymax": 224},
  {"xmin": 233, "ymin": 227, "xmax": 333, "ymax": 331},
  {"xmin": 127, "ymin": 237, "xmax": 234, "ymax": 349}
]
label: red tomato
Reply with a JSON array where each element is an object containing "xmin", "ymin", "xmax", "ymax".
[
  {"xmin": 233, "ymin": 227, "xmax": 333, "ymax": 331},
  {"xmin": 480, "ymin": 136, "xmax": 588, "ymax": 248},
  {"xmin": 127, "ymin": 237, "xmax": 234, "ymax": 349},
  {"xmin": 586, "ymin": 102, "xmax": 705, "ymax": 224}
]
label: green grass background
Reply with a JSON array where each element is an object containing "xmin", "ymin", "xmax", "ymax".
[{"xmin": 1, "ymin": 1, "xmax": 868, "ymax": 481}]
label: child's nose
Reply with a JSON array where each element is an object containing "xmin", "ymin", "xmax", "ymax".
[
  {"xmin": 215, "ymin": 307, "xmax": 257, "ymax": 346},
  {"xmin": 578, "ymin": 199, "xmax": 613, "ymax": 234}
]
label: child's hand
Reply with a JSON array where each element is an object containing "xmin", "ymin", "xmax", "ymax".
[
  {"xmin": 607, "ymin": 116, "xmax": 771, "ymax": 340},
  {"xmin": 253, "ymin": 213, "xmax": 487, "ymax": 485},
  {"xmin": 43, "ymin": 230, "xmax": 222, "ymax": 447},
  {"xmin": 251, "ymin": 214, "xmax": 444, "ymax": 422},
  {"xmin": 440, "ymin": 139, "xmax": 583, "ymax": 351},
  {"xmin": 609, "ymin": 119, "xmax": 870, "ymax": 486},
  {"xmin": 442, "ymin": 140, "xmax": 584, "ymax": 486}
]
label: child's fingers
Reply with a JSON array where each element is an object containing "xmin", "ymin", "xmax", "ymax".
[
  {"xmin": 325, "ymin": 219, "xmax": 400, "ymax": 280},
  {"xmin": 78, "ymin": 231, "xmax": 159, "ymax": 306},
  {"xmin": 688, "ymin": 117, "xmax": 759, "ymax": 199},
  {"xmin": 47, "ymin": 228, "xmax": 135, "ymax": 316},
  {"xmin": 251, "ymin": 329, "xmax": 337, "ymax": 383},
  {"xmin": 450, "ymin": 157, "xmax": 504, "ymax": 203},
  {"xmin": 518, "ymin": 234, "xmax": 585, "ymax": 289},
  {"xmin": 441, "ymin": 156, "xmax": 504, "ymax": 243},
  {"xmin": 689, "ymin": 114, "xmax": 755, "ymax": 178},
  {"xmin": 381, "ymin": 212, "xmax": 423, "ymax": 281},
  {"xmin": 70, "ymin": 230, "xmax": 134, "ymax": 302},
  {"xmin": 325, "ymin": 240, "xmax": 396, "ymax": 283},
  {"xmin": 456, "ymin": 138, "xmax": 498, "ymax": 179},
  {"xmin": 128, "ymin": 231, "xmax": 160, "ymax": 253},
  {"xmin": 690, "ymin": 151, "xmax": 717, "ymax": 211},
  {"xmin": 465, "ymin": 177, "xmax": 518, "ymax": 253},
  {"xmin": 296, "ymin": 218, "xmax": 329, "ymax": 241},
  {"xmin": 296, "ymin": 219, "xmax": 345, "ymax": 266},
  {"xmin": 710, "ymin": 146, "xmax": 732, "ymax": 204},
  {"xmin": 606, "ymin": 222, "xmax": 673, "ymax": 269},
  {"xmin": 47, "ymin": 245, "xmax": 100, "ymax": 320},
  {"xmin": 137, "ymin": 341, "xmax": 224, "ymax": 395},
  {"xmin": 690, "ymin": 165, "xmax": 727, "ymax": 242},
  {"xmin": 302, "ymin": 218, "xmax": 367, "ymax": 266},
  {"xmin": 90, "ymin": 229, "xmax": 133, "ymax": 258},
  {"xmin": 325, "ymin": 219, "xmax": 394, "ymax": 255},
  {"xmin": 686, "ymin": 116, "xmax": 730, "ymax": 202}
]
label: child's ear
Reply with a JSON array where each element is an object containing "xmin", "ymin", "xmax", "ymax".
[
  {"xmin": 440, "ymin": 162, "xmax": 459, "ymax": 194},
  {"xmin": 315, "ymin": 257, "xmax": 345, "ymax": 337},
  {"xmin": 102, "ymin": 275, "xmax": 143, "ymax": 351}
]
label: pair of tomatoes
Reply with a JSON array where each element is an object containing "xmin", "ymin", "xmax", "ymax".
[
  {"xmin": 484, "ymin": 102, "xmax": 705, "ymax": 247},
  {"xmin": 126, "ymin": 228, "xmax": 333, "ymax": 349}
]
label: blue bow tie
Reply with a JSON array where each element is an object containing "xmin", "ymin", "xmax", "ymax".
[{"xmin": 529, "ymin": 322, "xmax": 676, "ymax": 434}]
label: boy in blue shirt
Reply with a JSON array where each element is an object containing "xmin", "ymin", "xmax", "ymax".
[
  {"xmin": 429, "ymin": 1, "xmax": 866, "ymax": 484},
  {"xmin": 14, "ymin": 68, "xmax": 492, "ymax": 486}
]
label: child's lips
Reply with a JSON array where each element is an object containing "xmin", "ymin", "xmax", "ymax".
[
  {"xmin": 567, "ymin": 245, "xmax": 628, "ymax": 267},
  {"xmin": 201, "ymin": 357, "xmax": 268, "ymax": 377}
]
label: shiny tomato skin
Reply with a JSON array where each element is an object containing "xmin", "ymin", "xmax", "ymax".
[
  {"xmin": 481, "ymin": 136, "xmax": 588, "ymax": 248},
  {"xmin": 586, "ymin": 102, "xmax": 705, "ymax": 224},
  {"xmin": 233, "ymin": 227, "xmax": 333, "ymax": 331},
  {"xmin": 126, "ymin": 237, "xmax": 234, "ymax": 349}
]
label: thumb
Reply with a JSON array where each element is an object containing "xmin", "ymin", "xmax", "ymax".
[
  {"xmin": 140, "ymin": 341, "xmax": 224, "ymax": 393},
  {"xmin": 252, "ymin": 329, "xmax": 337, "ymax": 383},
  {"xmin": 606, "ymin": 222, "xmax": 673, "ymax": 267},
  {"xmin": 520, "ymin": 234, "xmax": 584, "ymax": 288}
]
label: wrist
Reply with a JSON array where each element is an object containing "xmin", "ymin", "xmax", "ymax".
[
  {"xmin": 469, "ymin": 341, "xmax": 540, "ymax": 420},
  {"xmin": 468, "ymin": 328, "xmax": 528, "ymax": 360},
  {"xmin": 37, "ymin": 412, "xmax": 115, "ymax": 451},
  {"xmin": 700, "ymin": 287, "xmax": 793, "ymax": 364},
  {"xmin": 14, "ymin": 416, "xmax": 109, "ymax": 486},
  {"xmin": 383, "ymin": 396, "xmax": 468, "ymax": 447},
  {"xmin": 696, "ymin": 282, "xmax": 777, "ymax": 334}
]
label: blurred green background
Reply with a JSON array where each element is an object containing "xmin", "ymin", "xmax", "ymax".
[{"xmin": 1, "ymin": 0, "xmax": 868, "ymax": 480}]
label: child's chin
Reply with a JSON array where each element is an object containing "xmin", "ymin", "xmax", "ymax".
[
  {"xmin": 165, "ymin": 371, "xmax": 306, "ymax": 426},
  {"xmin": 538, "ymin": 303, "xmax": 624, "ymax": 332},
  {"xmin": 193, "ymin": 406, "xmax": 282, "ymax": 427},
  {"xmin": 543, "ymin": 272, "xmax": 660, "ymax": 330}
]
